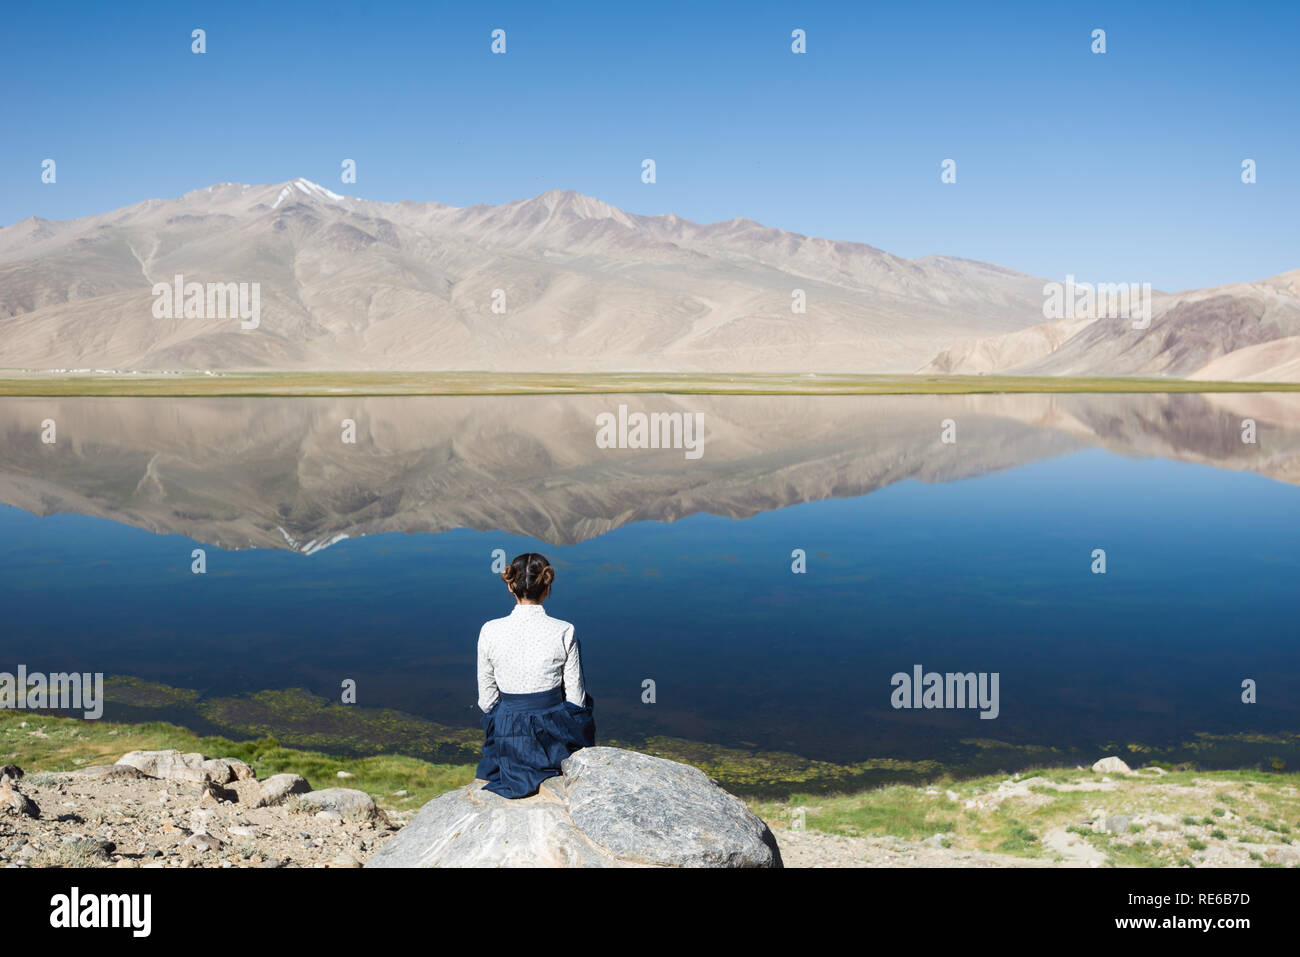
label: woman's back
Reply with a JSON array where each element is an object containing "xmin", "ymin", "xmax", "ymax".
[{"xmin": 477, "ymin": 604, "xmax": 586, "ymax": 711}]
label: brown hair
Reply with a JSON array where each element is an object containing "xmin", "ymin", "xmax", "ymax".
[{"xmin": 501, "ymin": 552, "xmax": 555, "ymax": 602}]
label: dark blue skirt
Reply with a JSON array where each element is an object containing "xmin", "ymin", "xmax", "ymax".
[{"xmin": 476, "ymin": 687, "xmax": 596, "ymax": 799}]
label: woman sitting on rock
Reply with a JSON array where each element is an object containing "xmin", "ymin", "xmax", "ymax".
[{"xmin": 475, "ymin": 552, "xmax": 596, "ymax": 798}]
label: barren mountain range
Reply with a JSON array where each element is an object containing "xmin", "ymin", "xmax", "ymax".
[{"xmin": 3, "ymin": 178, "xmax": 1294, "ymax": 378}]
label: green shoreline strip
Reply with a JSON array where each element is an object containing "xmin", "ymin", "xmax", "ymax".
[
  {"xmin": 1, "ymin": 371, "xmax": 1297, "ymax": 396},
  {"xmin": 10, "ymin": 708, "xmax": 1296, "ymax": 866},
  {"xmin": 5, "ymin": 677, "xmax": 1295, "ymax": 806}
]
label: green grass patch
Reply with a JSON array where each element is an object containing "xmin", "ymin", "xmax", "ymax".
[{"xmin": 0, "ymin": 710, "xmax": 473, "ymax": 810}]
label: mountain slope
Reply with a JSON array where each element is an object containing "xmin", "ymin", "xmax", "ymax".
[
  {"xmin": 920, "ymin": 271, "xmax": 1300, "ymax": 380},
  {"xmin": 0, "ymin": 180, "xmax": 1050, "ymax": 373}
]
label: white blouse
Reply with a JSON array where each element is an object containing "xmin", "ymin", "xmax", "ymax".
[{"xmin": 477, "ymin": 604, "xmax": 587, "ymax": 713}]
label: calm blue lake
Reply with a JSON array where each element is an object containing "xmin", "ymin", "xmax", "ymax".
[{"xmin": 0, "ymin": 393, "xmax": 1297, "ymax": 768}]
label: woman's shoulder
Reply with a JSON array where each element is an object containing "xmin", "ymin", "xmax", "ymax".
[
  {"xmin": 478, "ymin": 615, "xmax": 514, "ymax": 637},
  {"xmin": 478, "ymin": 609, "xmax": 575, "ymax": 638},
  {"xmin": 545, "ymin": 614, "xmax": 576, "ymax": 641}
]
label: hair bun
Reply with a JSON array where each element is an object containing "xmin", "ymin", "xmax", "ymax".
[
  {"xmin": 501, "ymin": 564, "xmax": 519, "ymax": 583},
  {"xmin": 538, "ymin": 566, "xmax": 555, "ymax": 587}
]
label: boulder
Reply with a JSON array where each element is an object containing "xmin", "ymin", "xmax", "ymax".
[
  {"xmin": 184, "ymin": 832, "xmax": 223, "ymax": 852},
  {"xmin": 366, "ymin": 746, "xmax": 782, "ymax": 868},
  {"xmin": 1091, "ymin": 756, "xmax": 1132, "ymax": 775},
  {"xmin": 77, "ymin": 764, "xmax": 149, "ymax": 781},
  {"xmin": 1104, "ymin": 814, "xmax": 1133, "ymax": 834},
  {"xmin": 298, "ymin": 788, "xmax": 382, "ymax": 821},
  {"xmin": 207, "ymin": 758, "xmax": 257, "ymax": 782},
  {"xmin": 196, "ymin": 780, "xmax": 238, "ymax": 804},
  {"xmin": 115, "ymin": 750, "xmax": 251, "ymax": 785},
  {"xmin": 254, "ymin": 773, "xmax": 312, "ymax": 808},
  {"xmin": 0, "ymin": 782, "xmax": 39, "ymax": 819}
]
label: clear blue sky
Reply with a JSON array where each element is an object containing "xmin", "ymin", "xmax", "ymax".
[{"xmin": 2, "ymin": 0, "xmax": 1296, "ymax": 291}]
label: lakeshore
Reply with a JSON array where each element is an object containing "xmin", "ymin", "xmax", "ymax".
[
  {"xmin": 2, "ymin": 371, "xmax": 1299, "ymax": 397},
  {"xmin": 3, "ymin": 703, "xmax": 1297, "ymax": 868}
]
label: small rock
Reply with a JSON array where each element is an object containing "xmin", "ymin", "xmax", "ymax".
[
  {"xmin": 1104, "ymin": 815, "xmax": 1132, "ymax": 834},
  {"xmin": 116, "ymin": 750, "xmax": 218, "ymax": 784},
  {"xmin": 254, "ymin": 773, "xmax": 312, "ymax": 808},
  {"xmin": 0, "ymin": 782, "xmax": 39, "ymax": 819},
  {"xmin": 1091, "ymin": 756, "xmax": 1132, "ymax": 775},
  {"xmin": 184, "ymin": 832, "xmax": 224, "ymax": 852},
  {"xmin": 64, "ymin": 838, "xmax": 109, "ymax": 862},
  {"xmin": 298, "ymin": 788, "xmax": 381, "ymax": 821},
  {"xmin": 77, "ymin": 765, "xmax": 148, "ymax": 781},
  {"xmin": 207, "ymin": 758, "xmax": 257, "ymax": 782},
  {"xmin": 196, "ymin": 780, "xmax": 238, "ymax": 804}
]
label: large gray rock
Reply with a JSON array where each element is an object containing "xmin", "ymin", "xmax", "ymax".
[
  {"xmin": 0, "ymin": 782, "xmax": 39, "ymax": 819},
  {"xmin": 298, "ymin": 787, "xmax": 382, "ymax": 821},
  {"xmin": 1091, "ymin": 756, "xmax": 1133, "ymax": 775},
  {"xmin": 207, "ymin": 757, "xmax": 257, "ymax": 781},
  {"xmin": 254, "ymin": 773, "xmax": 312, "ymax": 808},
  {"xmin": 1104, "ymin": 815, "xmax": 1133, "ymax": 835},
  {"xmin": 366, "ymin": 746, "xmax": 781, "ymax": 868},
  {"xmin": 76, "ymin": 764, "xmax": 149, "ymax": 781},
  {"xmin": 114, "ymin": 750, "xmax": 253, "ymax": 785}
]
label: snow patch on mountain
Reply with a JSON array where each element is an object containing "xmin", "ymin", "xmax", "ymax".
[{"xmin": 272, "ymin": 178, "xmax": 345, "ymax": 209}]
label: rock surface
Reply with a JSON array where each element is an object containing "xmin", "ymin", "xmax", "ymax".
[
  {"xmin": 1, "ymin": 780, "xmax": 39, "ymax": 818},
  {"xmin": 1091, "ymin": 756, "xmax": 1133, "ymax": 775},
  {"xmin": 255, "ymin": 773, "xmax": 312, "ymax": 808},
  {"xmin": 366, "ymin": 746, "xmax": 781, "ymax": 868},
  {"xmin": 298, "ymin": 788, "xmax": 383, "ymax": 822},
  {"xmin": 78, "ymin": 764, "xmax": 149, "ymax": 781},
  {"xmin": 115, "ymin": 750, "xmax": 254, "ymax": 785}
]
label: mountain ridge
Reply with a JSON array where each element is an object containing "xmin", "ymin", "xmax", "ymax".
[
  {"xmin": 2, "ymin": 180, "xmax": 1295, "ymax": 378},
  {"xmin": 0, "ymin": 179, "xmax": 1051, "ymax": 374}
]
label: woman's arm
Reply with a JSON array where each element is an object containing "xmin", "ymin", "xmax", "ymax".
[
  {"xmin": 477, "ymin": 626, "xmax": 499, "ymax": 713},
  {"xmin": 561, "ymin": 625, "xmax": 587, "ymax": 707}
]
